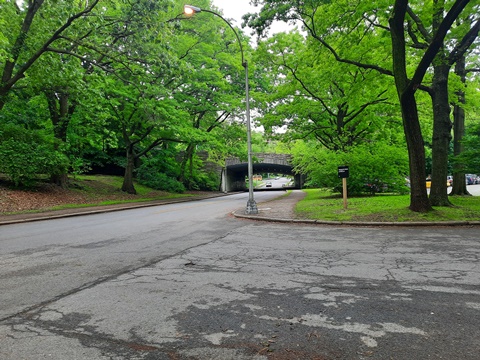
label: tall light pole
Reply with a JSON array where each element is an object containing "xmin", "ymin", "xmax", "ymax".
[{"xmin": 184, "ymin": 5, "xmax": 258, "ymax": 214}]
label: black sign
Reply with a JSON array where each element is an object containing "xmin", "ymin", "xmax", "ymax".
[{"xmin": 338, "ymin": 166, "xmax": 349, "ymax": 178}]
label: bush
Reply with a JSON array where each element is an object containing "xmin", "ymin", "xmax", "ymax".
[
  {"xmin": 292, "ymin": 141, "xmax": 410, "ymax": 195},
  {"xmin": 185, "ymin": 171, "xmax": 220, "ymax": 191},
  {"xmin": 136, "ymin": 158, "xmax": 185, "ymax": 193},
  {"xmin": 0, "ymin": 124, "xmax": 69, "ymax": 187},
  {"xmin": 137, "ymin": 171, "xmax": 186, "ymax": 193}
]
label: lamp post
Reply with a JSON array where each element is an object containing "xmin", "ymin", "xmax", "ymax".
[{"xmin": 184, "ymin": 5, "xmax": 258, "ymax": 214}]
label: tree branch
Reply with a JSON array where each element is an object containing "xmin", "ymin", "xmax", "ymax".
[
  {"xmin": 1, "ymin": 0, "xmax": 101, "ymax": 95},
  {"xmin": 409, "ymin": 0, "xmax": 471, "ymax": 91},
  {"xmin": 406, "ymin": 6, "xmax": 432, "ymax": 42},
  {"xmin": 447, "ymin": 18, "xmax": 480, "ymax": 66}
]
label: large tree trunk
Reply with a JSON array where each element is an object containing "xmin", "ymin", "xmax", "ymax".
[
  {"xmin": 429, "ymin": 61, "xmax": 452, "ymax": 206},
  {"xmin": 122, "ymin": 144, "xmax": 137, "ymax": 194},
  {"xmin": 451, "ymin": 55, "xmax": 469, "ymax": 196},
  {"xmin": 390, "ymin": 1, "xmax": 431, "ymax": 213},
  {"xmin": 401, "ymin": 92, "xmax": 432, "ymax": 212}
]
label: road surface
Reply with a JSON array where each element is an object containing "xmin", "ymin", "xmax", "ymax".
[{"xmin": 1, "ymin": 192, "xmax": 479, "ymax": 359}]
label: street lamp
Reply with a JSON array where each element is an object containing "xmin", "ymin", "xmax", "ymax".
[{"xmin": 184, "ymin": 5, "xmax": 258, "ymax": 214}]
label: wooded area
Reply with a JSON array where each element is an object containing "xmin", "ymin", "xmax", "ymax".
[{"xmin": 1, "ymin": 0, "xmax": 479, "ymax": 212}]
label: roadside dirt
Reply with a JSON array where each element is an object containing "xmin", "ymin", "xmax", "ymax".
[{"xmin": 0, "ymin": 179, "xmax": 189, "ymax": 214}]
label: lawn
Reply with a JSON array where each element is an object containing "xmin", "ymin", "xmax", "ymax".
[{"xmin": 296, "ymin": 188, "xmax": 480, "ymax": 222}]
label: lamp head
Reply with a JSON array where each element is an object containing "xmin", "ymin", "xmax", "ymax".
[{"xmin": 184, "ymin": 5, "xmax": 202, "ymax": 16}]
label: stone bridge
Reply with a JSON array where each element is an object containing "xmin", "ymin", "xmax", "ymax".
[{"xmin": 221, "ymin": 153, "xmax": 305, "ymax": 192}]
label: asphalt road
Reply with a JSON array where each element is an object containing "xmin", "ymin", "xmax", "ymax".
[
  {"xmin": 1, "ymin": 192, "xmax": 479, "ymax": 359},
  {"xmin": 466, "ymin": 183, "xmax": 480, "ymax": 195},
  {"xmin": 259, "ymin": 176, "xmax": 290, "ymax": 189}
]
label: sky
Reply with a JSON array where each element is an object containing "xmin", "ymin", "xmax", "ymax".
[
  {"xmin": 211, "ymin": 0, "xmax": 258, "ymax": 28},
  {"xmin": 210, "ymin": 0, "xmax": 294, "ymax": 36}
]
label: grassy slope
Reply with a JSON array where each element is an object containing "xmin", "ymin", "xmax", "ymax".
[
  {"xmin": 73, "ymin": 175, "xmax": 191, "ymax": 200},
  {"xmin": 0, "ymin": 175, "xmax": 196, "ymax": 215}
]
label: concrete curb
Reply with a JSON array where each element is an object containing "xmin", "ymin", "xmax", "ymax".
[{"xmin": 232, "ymin": 211, "xmax": 480, "ymax": 227}]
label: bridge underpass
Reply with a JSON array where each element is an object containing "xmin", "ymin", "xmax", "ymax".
[{"xmin": 221, "ymin": 153, "xmax": 305, "ymax": 192}]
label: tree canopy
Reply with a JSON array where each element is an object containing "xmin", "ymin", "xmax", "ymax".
[{"xmin": 1, "ymin": 0, "xmax": 479, "ymax": 213}]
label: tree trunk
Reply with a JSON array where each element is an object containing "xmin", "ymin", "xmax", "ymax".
[
  {"xmin": 451, "ymin": 55, "xmax": 469, "ymax": 195},
  {"xmin": 50, "ymin": 173, "xmax": 69, "ymax": 188},
  {"xmin": 122, "ymin": 144, "xmax": 137, "ymax": 194},
  {"xmin": 401, "ymin": 92, "xmax": 432, "ymax": 212},
  {"xmin": 179, "ymin": 143, "xmax": 195, "ymax": 189},
  {"xmin": 389, "ymin": 1, "xmax": 431, "ymax": 213},
  {"xmin": 429, "ymin": 61, "xmax": 452, "ymax": 206},
  {"xmin": 45, "ymin": 90, "xmax": 75, "ymax": 188},
  {"xmin": 45, "ymin": 90, "xmax": 73, "ymax": 143}
]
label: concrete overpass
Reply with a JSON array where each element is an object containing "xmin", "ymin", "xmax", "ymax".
[{"xmin": 221, "ymin": 153, "xmax": 305, "ymax": 192}]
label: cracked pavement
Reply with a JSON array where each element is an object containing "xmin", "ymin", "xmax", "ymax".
[{"xmin": 1, "ymin": 193, "xmax": 479, "ymax": 359}]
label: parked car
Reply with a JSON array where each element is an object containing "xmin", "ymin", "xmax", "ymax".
[
  {"xmin": 466, "ymin": 174, "xmax": 476, "ymax": 185},
  {"xmin": 447, "ymin": 176, "xmax": 453, "ymax": 186},
  {"xmin": 425, "ymin": 178, "xmax": 450, "ymax": 188}
]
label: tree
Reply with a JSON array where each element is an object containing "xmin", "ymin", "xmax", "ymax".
[
  {"xmin": 245, "ymin": 0, "xmax": 473, "ymax": 212},
  {"xmin": 406, "ymin": 2, "xmax": 480, "ymax": 205},
  {"xmin": 451, "ymin": 53, "xmax": 480, "ymax": 191},
  {"xmin": 254, "ymin": 31, "xmax": 392, "ymax": 151},
  {"xmin": 98, "ymin": 64, "xmax": 189, "ymax": 194},
  {"xmin": 0, "ymin": 123, "xmax": 68, "ymax": 187},
  {"xmin": 0, "ymin": 0, "xmax": 103, "ymax": 111},
  {"xmin": 289, "ymin": 140, "xmax": 409, "ymax": 195},
  {"xmin": 173, "ymin": 0, "xmax": 258, "ymax": 189},
  {"xmin": 451, "ymin": 35, "xmax": 480, "ymax": 195},
  {"xmin": 455, "ymin": 122, "xmax": 480, "ymax": 172}
]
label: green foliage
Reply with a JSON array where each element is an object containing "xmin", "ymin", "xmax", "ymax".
[
  {"xmin": 69, "ymin": 156, "xmax": 92, "ymax": 177},
  {"xmin": 291, "ymin": 140, "xmax": 409, "ymax": 195},
  {"xmin": 0, "ymin": 124, "xmax": 69, "ymax": 187},
  {"xmin": 135, "ymin": 154, "xmax": 186, "ymax": 193},
  {"xmin": 188, "ymin": 170, "xmax": 220, "ymax": 191},
  {"xmin": 452, "ymin": 122, "xmax": 480, "ymax": 172},
  {"xmin": 2, "ymin": 0, "xmax": 475, "ymax": 201},
  {"xmin": 136, "ymin": 170, "xmax": 186, "ymax": 194},
  {"xmin": 252, "ymin": 28, "xmax": 401, "ymax": 154},
  {"xmin": 179, "ymin": 152, "xmax": 221, "ymax": 191}
]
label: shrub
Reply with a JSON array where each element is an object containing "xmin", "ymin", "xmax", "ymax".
[
  {"xmin": 0, "ymin": 124, "xmax": 69, "ymax": 187},
  {"xmin": 136, "ymin": 158, "xmax": 185, "ymax": 193},
  {"xmin": 292, "ymin": 141, "xmax": 410, "ymax": 195},
  {"xmin": 185, "ymin": 171, "xmax": 220, "ymax": 191}
]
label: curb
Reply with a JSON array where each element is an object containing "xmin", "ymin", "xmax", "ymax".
[{"xmin": 232, "ymin": 211, "xmax": 480, "ymax": 227}]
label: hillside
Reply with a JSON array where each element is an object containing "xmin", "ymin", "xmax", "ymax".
[{"xmin": 0, "ymin": 176, "xmax": 194, "ymax": 214}]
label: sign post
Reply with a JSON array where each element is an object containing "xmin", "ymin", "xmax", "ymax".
[{"xmin": 338, "ymin": 166, "xmax": 349, "ymax": 209}]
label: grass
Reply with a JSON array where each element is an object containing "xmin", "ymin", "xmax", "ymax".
[
  {"xmin": 0, "ymin": 174, "xmax": 201, "ymax": 215},
  {"xmin": 296, "ymin": 188, "xmax": 480, "ymax": 222},
  {"xmin": 73, "ymin": 174, "xmax": 188, "ymax": 197}
]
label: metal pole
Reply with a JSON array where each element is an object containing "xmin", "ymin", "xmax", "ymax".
[{"xmin": 244, "ymin": 60, "xmax": 258, "ymax": 214}]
